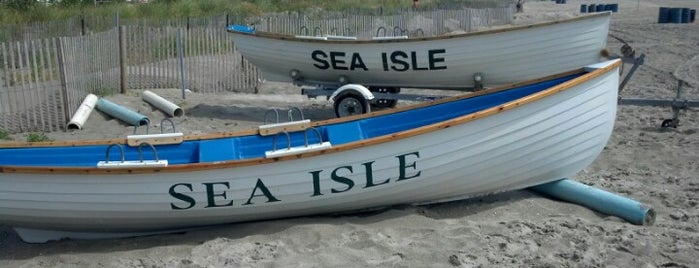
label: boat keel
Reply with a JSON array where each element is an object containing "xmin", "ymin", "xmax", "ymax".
[{"xmin": 13, "ymin": 227, "xmax": 200, "ymax": 244}]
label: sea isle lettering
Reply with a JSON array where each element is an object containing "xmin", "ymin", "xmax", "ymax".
[
  {"xmin": 168, "ymin": 151, "xmax": 421, "ymax": 210},
  {"xmin": 169, "ymin": 178, "xmax": 280, "ymax": 210},
  {"xmin": 311, "ymin": 49, "xmax": 447, "ymax": 72}
]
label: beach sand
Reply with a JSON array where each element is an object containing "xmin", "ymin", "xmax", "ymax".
[{"xmin": 1, "ymin": 0, "xmax": 698, "ymax": 267}]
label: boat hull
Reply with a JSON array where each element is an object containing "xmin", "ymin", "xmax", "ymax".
[
  {"xmin": 0, "ymin": 61, "xmax": 620, "ymax": 242},
  {"xmin": 228, "ymin": 13, "xmax": 611, "ymax": 89}
]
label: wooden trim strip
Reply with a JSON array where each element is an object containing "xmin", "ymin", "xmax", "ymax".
[
  {"xmin": 258, "ymin": 119, "xmax": 312, "ymax": 136},
  {"xmin": 126, "ymin": 133, "xmax": 184, "ymax": 146}
]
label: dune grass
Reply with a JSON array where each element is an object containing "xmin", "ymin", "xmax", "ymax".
[
  {"xmin": 1, "ymin": 0, "xmax": 511, "ymax": 25},
  {"xmin": 0, "ymin": 129, "xmax": 12, "ymax": 140}
]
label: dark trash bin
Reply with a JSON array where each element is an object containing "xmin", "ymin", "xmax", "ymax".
[
  {"xmin": 668, "ymin": 8, "xmax": 682, "ymax": 23},
  {"xmin": 681, "ymin": 8, "xmax": 691, "ymax": 23},
  {"xmin": 610, "ymin": 3, "xmax": 618, "ymax": 12},
  {"xmin": 658, "ymin": 7, "xmax": 670, "ymax": 23},
  {"xmin": 596, "ymin": 4, "xmax": 605, "ymax": 12}
]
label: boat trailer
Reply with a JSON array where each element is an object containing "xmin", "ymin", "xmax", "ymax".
[
  {"xmin": 302, "ymin": 85, "xmax": 448, "ymax": 117},
  {"xmin": 610, "ymin": 39, "xmax": 698, "ymax": 128},
  {"xmin": 608, "ymin": 34, "xmax": 698, "ymax": 128}
]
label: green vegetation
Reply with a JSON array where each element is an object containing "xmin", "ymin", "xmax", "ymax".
[
  {"xmin": 0, "ymin": 129, "xmax": 12, "ymax": 140},
  {"xmin": 26, "ymin": 132, "xmax": 52, "ymax": 142},
  {"xmin": 1, "ymin": 0, "xmax": 511, "ymax": 25},
  {"xmin": 95, "ymin": 87, "xmax": 117, "ymax": 97}
]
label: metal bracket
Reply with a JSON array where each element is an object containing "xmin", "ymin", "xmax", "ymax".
[
  {"xmin": 609, "ymin": 35, "xmax": 697, "ymax": 128},
  {"xmin": 608, "ymin": 34, "xmax": 645, "ymax": 94},
  {"xmin": 618, "ymin": 53, "xmax": 645, "ymax": 94}
]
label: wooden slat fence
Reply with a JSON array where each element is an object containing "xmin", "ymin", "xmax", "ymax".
[
  {"xmin": 0, "ymin": 38, "xmax": 66, "ymax": 133},
  {"xmin": 122, "ymin": 25, "xmax": 260, "ymax": 94},
  {"xmin": 0, "ymin": 24, "xmax": 261, "ymax": 134},
  {"xmin": 60, "ymin": 28, "xmax": 121, "ymax": 119}
]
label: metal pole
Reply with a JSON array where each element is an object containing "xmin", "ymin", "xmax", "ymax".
[
  {"xmin": 177, "ymin": 29, "xmax": 186, "ymax": 99},
  {"xmin": 81, "ymin": 15, "xmax": 85, "ymax": 36},
  {"xmin": 119, "ymin": 26, "xmax": 126, "ymax": 94},
  {"xmin": 618, "ymin": 54, "xmax": 645, "ymax": 94},
  {"xmin": 55, "ymin": 37, "xmax": 70, "ymax": 128}
]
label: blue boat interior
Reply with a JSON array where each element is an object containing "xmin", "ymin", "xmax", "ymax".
[
  {"xmin": 0, "ymin": 73, "xmax": 582, "ymax": 167},
  {"xmin": 227, "ymin": 24, "xmax": 256, "ymax": 34}
]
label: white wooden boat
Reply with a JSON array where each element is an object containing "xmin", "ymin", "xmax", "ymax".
[
  {"xmin": 0, "ymin": 60, "xmax": 621, "ymax": 243},
  {"xmin": 227, "ymin": 13, "xmax": 611, "ymax": 89}
]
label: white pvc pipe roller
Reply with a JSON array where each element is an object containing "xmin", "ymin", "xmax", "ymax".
[
  {"xmin": 66, "ymin": 93, "xmax": 99, "ymax": 130},
  {"xmin": 142, "ymin": 90, "xmax": 184, "ymax": 117}
]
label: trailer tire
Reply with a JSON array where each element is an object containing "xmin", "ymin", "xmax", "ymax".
[{"xmin": 334, "ymin": 91, "xmax": 370, "ymax": 117}]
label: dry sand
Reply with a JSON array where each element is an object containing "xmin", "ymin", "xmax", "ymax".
[{"xmin": 1, "ymin": 0, "xmax": 698, "ymax": 267}]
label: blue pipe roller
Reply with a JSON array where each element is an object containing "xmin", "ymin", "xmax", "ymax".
[
  {"xmin": 530, "ymin": 179, "xmax": 655, "ymax": 225},
  {"xmin": 95, "ymin": 98, "xmax": 150, "ymax": 126}
]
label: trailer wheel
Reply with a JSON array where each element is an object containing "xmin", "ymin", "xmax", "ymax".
[
  {"xmin": 369, "ymin": 86, "xmax": 399, "ymax": 108},
  {"xmin": 334, "ymin": 92, "xmax": 369, "ymax": 117}
]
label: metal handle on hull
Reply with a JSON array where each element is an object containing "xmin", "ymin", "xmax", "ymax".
[
  {"xmin": 264, "ymin": 109, "xmax": 281, "ymax": 124},
  {"xmin": 137, "ymin": 142, "xmax": 160, "ymax": 162},
  {"xmin": 99, "ymin": 143, "xmax": 168, "ymax": 168},
  {"xmin": 264, "ymin": 127, "xmax": 331, "ymax": 158},
  {"xmin": 271, "ymin": 131, "xmax": 292, "ymax": 152},
  {"xmin": 160, "ymin": 118, "xmax": 177, "ymax": 133},
  {"xmin": 288, "ymin": 106, "xmax": 305, "ymax": 122},
  {"xmin": 270, "ymin": 127, "xmax": 324, "ymax": 152},
  {"xmin": 104, "ymin": 144, "xmax": 125, "ymax": 163},
  {"xmin": 133, "ymin": 120, "xmax": 151, "ymax": 135}
]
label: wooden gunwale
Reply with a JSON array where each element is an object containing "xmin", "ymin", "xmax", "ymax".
[
  {"xmin": 226, "ymin": 12, "xmax": 610, "ymax": 44},
  {"xmin": 0, "ymin": 60, "xmax": 620, "ymax": 174}
]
